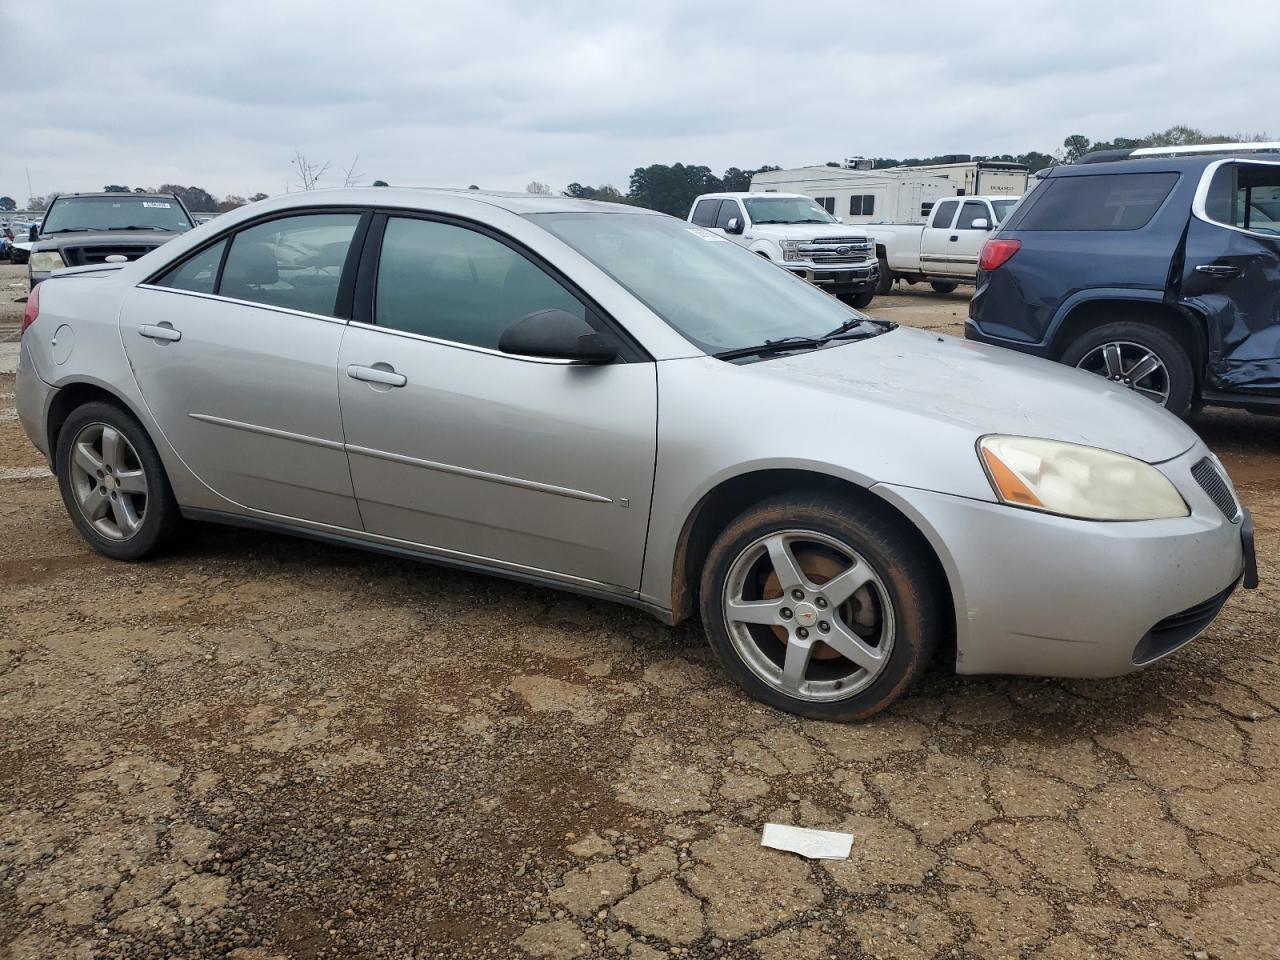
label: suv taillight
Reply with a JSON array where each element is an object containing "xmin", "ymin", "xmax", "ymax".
[
  {"xmin": 20, "ymin": 282, "xmax": 40, "ymax": 336},
  {"xmin": 978, "ymin": 238, "xmax": 1020, "ymax": 272}
]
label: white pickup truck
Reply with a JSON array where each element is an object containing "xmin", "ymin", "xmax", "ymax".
[
  {"xmin": 687, "ymin": 192, "xmax": 879, "ymax": 306},
  {"xmin": 866, "ymin": 195, "xmax": 1019, "ymax": 295}
]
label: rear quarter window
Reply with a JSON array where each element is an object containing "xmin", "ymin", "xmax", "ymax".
[{"xmin": 1016, "ymin": 172, "xmax": 1179, "ymax": 231}]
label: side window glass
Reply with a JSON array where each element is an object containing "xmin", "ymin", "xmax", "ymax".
[
  {"xmin": 219, "ymin": 213, "xmax": 360, "ymax": 317},
  {"xmin": 931, "ymin": 200, "xmax": 960, "ymax": 229},
  {"xmin": 715, "ymin": 201, "xmax": 741, "ymax": 229},
  {"xmin": 691, "ymin": 199, "xmax": 721, "ymax": 227},
  {"xmin": 956, "ymin": 201, "xmax": 989, "ymax": 229},
  {"xmin": 375, "ymin": 218, "xmax": 586, "ymax": 349},
  {"xmin": 155, "ymin": 239, "xmax": 226, "ymax": 294},
  {"xmin": 849, "ymin": 195, "xmax": 875, "ymax": 216},
  {"xmin": 1206, "ymin": 164, "xmax": 1280, "ymax": 235}
]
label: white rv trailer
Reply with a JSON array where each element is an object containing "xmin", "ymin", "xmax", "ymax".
[
  {"xmin": 892, "ymin": 159, "xmax": 1029, "ymax": 197},
  {"xmin": 750, "ymin": 161, "xmax": 956, "ymax": 225}
]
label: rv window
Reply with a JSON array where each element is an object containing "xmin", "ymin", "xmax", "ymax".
[
  {"xmin": 814, "ymin": 197, "xmax": 835, "ymax": 214},
  {"xmin": 848, "ymin": 195, "xmax": 875, "ymax": 216},
  {"xmin": 920, "ymin": 202, "xmax": 934, "ymax": 219}
]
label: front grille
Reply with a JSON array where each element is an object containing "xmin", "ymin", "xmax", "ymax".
[
  {"xmin": 810, "ymin": 251, "xmax": 873, "ymax": 264},
  {"xmin": 62, "ymin": 244, "xmax": 158, "ymax": 267},
  {"xmin": 1132, "ymin": 581, "xmax": 1237, "ymax": 664},
  {"xmin": 813, "ymin": 237, "xmax": 867, "ymax": 245},
  {"xmin": 799, "ymin": 239, "xmax": 874, "ymax": 264},
  {"xmin": 1191, "ymin": 457, "xmax": 1240, "ymax": 520}
]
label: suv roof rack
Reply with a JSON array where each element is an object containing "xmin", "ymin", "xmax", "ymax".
[{"xmin": 1080, "ymin": 142, "xmax": 1280, "ymax": 164}]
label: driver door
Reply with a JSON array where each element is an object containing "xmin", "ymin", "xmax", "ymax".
[{"xmin": 336, "ymin": 213, "xmax": 657, "ymax": 589}]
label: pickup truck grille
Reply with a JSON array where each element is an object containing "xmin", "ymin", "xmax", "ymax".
[
  {"xmin": 799, "ymin": 239, "xmax": 874, "ymax": 264},
  {"xmin": 62, "ymin": 244, "xmax": 159, "ymax": 267}
]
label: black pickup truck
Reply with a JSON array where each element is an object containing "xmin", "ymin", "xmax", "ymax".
[
  {"xmin": 967, "ymin": 144, "xmax": 1280, "ymax": 417},
  {"xmin": 27, "ymin": 192, "xmax": 196, "ymax": 288}
]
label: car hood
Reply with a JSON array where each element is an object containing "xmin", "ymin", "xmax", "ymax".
[
  {"xmin": 751, "ymin": 327, "xmax": 1199, "ymax": 464},
  {"xmin": 35, "ymin": 231, "xmax": 183, "ymax": 250},
  {"xmin": 748, "ymin": 223, "xmax": 870, "ymax": 241}
]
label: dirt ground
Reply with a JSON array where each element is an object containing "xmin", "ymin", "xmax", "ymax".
[{"xmin": 1, "ymin": 261, "xmax": 1278, "ymax": 959}]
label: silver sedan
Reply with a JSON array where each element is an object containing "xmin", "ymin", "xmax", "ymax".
[{"xmin": 15, "ymin": 188, "xmax": 1258, "ymax": 720}]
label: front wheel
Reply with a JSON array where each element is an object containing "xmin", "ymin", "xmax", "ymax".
[
  {"xmin": 929, "ymin": 280, "xmax": 959, "ymax": 294},
  {"xmin": 699, "ymin": 495, "xmax": 941, "ymax": 721},
  {"xmin": 55, "ymin": 401, "xmax": 181, "ymax": 561},
  {"xmin": 842, "ymin": 291, "xmax": 875, "ymax": 309},
  {"xmin": 1058, "ymin": 321, "xmax": 1195, "ymax": 417},
  {"xmin": 875, "ymin": 258, "xmax": 893, "ymax": 295}
]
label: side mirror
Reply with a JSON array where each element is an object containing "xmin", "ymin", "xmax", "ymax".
[
  {"xmin": 29, "ymin": 225, "xmax": 38, "ymax": 241},
  {"xmin": 971, "ymin": 218, "xmax": 991, "ymax": 231},
  {"xmin": 498, "ymin": 309, "xmax": 618, "ymax": 364},
  {"xmin": 725, "ymin": 217, "xmax": 744, "ymax": 235}
]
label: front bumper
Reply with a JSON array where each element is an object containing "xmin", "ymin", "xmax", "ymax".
[
  {"xmin": 788, "ymin": 262, "xmax": 878, "ymax": 293},
  {"xmin": 874, "ymin": 443, "xmax": 1251, "ymax": 678}
]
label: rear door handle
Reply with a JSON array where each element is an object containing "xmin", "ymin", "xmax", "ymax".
[
  {"xmin": 1194, "ymin": 263, "xmax": 1241, "ymax": 278},
  {"xmin": 346, "ymin": 363, "xmax": 407, "ymax": 387},
  {"xmin": 138, "ymin": 323, "xmax": 181, "ymax": 342}
]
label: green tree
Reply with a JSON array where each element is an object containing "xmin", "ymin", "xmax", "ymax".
[
  {"xmin": 158, "ymin": 184, "xmax": 218, "ymax": 212},
  {"xmin": 249, "ymin": 192, "xmax": 269, "ymax": 202},
  {"xmin": 0, "ymin": 196, "xmax": 15, "ymax": 211},
  {"xmin": 565, "ymin": 183, "xmax": 625, "ymax": 202},
  {"xmin": 1062, "ymin": 135, "xmax": 1092, "ymax": 163},
  {"xmin": 627, "ymin": 163, "xmax": 722, "ymax": 216},
  {"xmin": 103, "ymin": 184, "xmax": 131, "ymax": 193}
]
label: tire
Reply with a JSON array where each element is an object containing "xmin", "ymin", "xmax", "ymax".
[
  {"xmin": 1058, "ymin": 321, "xmax": 1195, "ymax": 417},
  {"xmin": 55, "ymin": 400, "xmax": 181, "ymax": 561},
  {"xmin": 846, "ymin": 292, "xmax": 875, "ymax": 309},
  {"xmin": 929, "ymin": 281, "xmax": 959, "ymax": 294},
  {"xmin": 699, "ymin": 494, "xmax": 941, "ymax": 721},
  {"xmin": 875, "ymin": 258, "xmax": 893, "ymax": 295}
]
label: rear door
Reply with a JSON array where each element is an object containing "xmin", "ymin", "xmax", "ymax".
[
  {"xmin": 1181, "ymin": 160, "xmax": 1280, "ymax": 394},
  {"xmin": 124, "ymin": 210, "xmax": 367, "ymax": 527},
  {"xmin": 920, "ymin": 199, "xmax": 960, "ymax": 274},
  {"xmin": 336, "ymin": 213, "xmax": 657, "ymax": 589}
]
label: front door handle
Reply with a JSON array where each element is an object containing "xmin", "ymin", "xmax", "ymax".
[
  {"xmin": 347, "ymin": 363, "xmax": 407, "ymax": 387},
  {"xmin": 949, "ymin": 234, "xmax": 959, "ymax": 242},
  {"xmin": 138, "ymin": 323, "xmax": 182, "ymax": 342},
  {"xmin": 1194, "ymin": 264, "xmax": 1241, "ymax": 279}
]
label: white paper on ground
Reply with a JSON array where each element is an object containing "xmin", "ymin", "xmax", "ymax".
[{"xmin": 761, "ymin": 823, "xmax": 853, "ymax": 860}]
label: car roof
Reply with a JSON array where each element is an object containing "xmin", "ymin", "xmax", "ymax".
[
  {"xmin": 1055, "ymin": 146, "xmax": 1280, "ymax": 177},
  {"xmin": 238, "ymin": 186, "xmax": 663, "ymax": 218},
  {"xmin": 697, "ymin": 192, "xmax": 808, "ymax": 200},
  {"xmin": 51, "ymin": 192, "xmax": 182, "ymax": 201}
]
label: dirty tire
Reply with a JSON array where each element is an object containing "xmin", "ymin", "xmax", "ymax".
[
  {"xmin": 1059, "ymin": 320, "xmax": 1195, "ymax": 417},
  {"xmin": 847, "ymin": 291, "xmax": 875, "ymax": 309},
  {"xmin": 875, "ymin": 258, "xmax": 893, "ymax": 295},
  {"xmin": 929, "ymin": 280, "xmax": 959, "ymax": 294},
  {"xmin": 55, "ymin": 400, "xmax": 181, "ymax": 561},
  {"xmin": 699, "ymin": 494, "xmax": 941, "ymax": 721}
]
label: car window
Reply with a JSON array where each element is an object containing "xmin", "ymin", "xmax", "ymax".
[
  {"xmin": 1205, "ymin": 163, "xmax": 1280, "ymax": 236},
  {"xmin": 955, "ymin": 201, "xmax": 990, "ymax": 229},
  {"xmin": 218, "ymin": 214, "xmax": 360, "ymax": 317},
  {"xmin": 155, "ymin": 239, "xmax": 227, "ymax": 295},
  {"xmin": 931, "ymin": 200, "xmax": 960, "ymax": 228},
  {"xmin": 374, "ymin": 217, "xmax": 585, "ymax": 349},
  {"xmin": 714, "ymin": 200, "xmax": 742, "ymax": 230},
  {"xmin": 691, "ymin": 199, "xmax": 721, "ymax": 227},
  {"xmin": 1016, "ymin": 172, "xmax": 1179, "ymax": 231}
]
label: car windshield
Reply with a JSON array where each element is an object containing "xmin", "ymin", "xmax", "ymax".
[
  {"xmin": 41, "ymin": 196, "xmax": 193, "ymax": 234},
  {"xmin": 534, "ymin": 212, "xmax": 872, "ymax": 355},
  {"xmin": 741, "ymin": 197, "xmax": 837, "ymax": 225},
  {"xmin": 991, "ymin": 199, "xmax": 1019, "ymax": 223}
]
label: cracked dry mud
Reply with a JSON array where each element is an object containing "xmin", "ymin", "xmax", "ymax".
[{"xmin": 1, "ymin": 270, "xmax": 1278, "ymax": 959}]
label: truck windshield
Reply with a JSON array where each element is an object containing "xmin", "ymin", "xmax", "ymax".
[
  {"xmin": 991, "ymin": 199, "xmax": 1019, "ymax": 223},
  {"xmin": 41, "ymin": 196, "xmax": 194, "ymax": 234},
  {"xmin": 741, "ymin": 197, "xmax": 837, "ymax": 225},
  {"xmin": 533, "ymin": 212, "xmax": 874, "ymax": 355}
]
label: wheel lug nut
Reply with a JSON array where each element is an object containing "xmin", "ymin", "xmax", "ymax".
[
  {"xmin": 815, "ymin": 597, "xmax": 828, "ymax": 609},
  {"xmin": 780, "ymin": 608, "xmax": 792, "ymax": 620},
  {"xmin": 819, "ymin": 621, "xmax": 830, "ymax": 633},
  {"xmin": 796, "ymin": 627, "xmax": 809, "ymax": 639},
  {"xmin": 791, "ymin": 589, "xmax": 804, "ymax": 601}
]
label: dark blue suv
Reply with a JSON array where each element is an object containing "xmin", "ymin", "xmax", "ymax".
[{"xmin": 967, "ymin": 146, "xmax": 1280, "ymax": 417}]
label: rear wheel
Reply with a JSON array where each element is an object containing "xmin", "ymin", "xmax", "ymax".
[
  {"xmin": 699, "ymin": 494, "xmax": 941, "ymax": 721},
  {"xmin": 929, "ymin": 280, "xmax": 959, "ymax": 294},
  {"xmin": 1059, "ymin": 321, "xmax": 1195, "ymax": 417},
  {"xmin": 55, "ymin": 401, "xmax": 181, "ymax": 561}
]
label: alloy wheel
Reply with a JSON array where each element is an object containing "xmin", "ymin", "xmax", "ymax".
[
  {"xmin": 1075, "ymin": 340, "xmax": 1171, "ymax": 405},
  {"xmin": 721, "ymin": 530, "xmax": 895, "ymax": 703},
  {"xmin": 68, "ymin": 422, "xmax": 149, "ymax": 540}
]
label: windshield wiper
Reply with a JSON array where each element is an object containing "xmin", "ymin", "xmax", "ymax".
[
  {"xmin": 115, "ymin": 225, "xmax": 175, "ymax": 231},
  {"xmin": 819, "ymin": 316, "xmax": 895, "ymax": 341},
  {"xmin": 39, "ymin": 228, "xmax": 91, "ymax": 235},
  {"xmin": 713, "ymin": 336, "xmax": 824, "ymax": 361}
]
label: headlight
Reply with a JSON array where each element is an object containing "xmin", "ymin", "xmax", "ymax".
[
  {"xmin": 29, "ymin": 251, "xmax": 66, "ymax": 273},
  {"xmin": 978, "ymin": 435, "xmax": 1188, "ymax": 521},
  {"xmin": 780, "ymin": 240, "xmax": 802, "ymax": 262}
]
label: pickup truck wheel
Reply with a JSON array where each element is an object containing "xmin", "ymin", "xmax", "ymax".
[
  {"xmin": 699, "ymin": 494, "xmax": 940, "ymax": 721},
  {"xmin": 875, "ymin": 258, "xmax": 893, "ymax": 295},
  {"xmin": 1059, "ymin": 322, "xmax": 1194, "ymax": 417},
  {"xmin": 843, "ymin": 292, "xmax": 875, "ymax": 309},
  {"xmin": 929, "ymin": 281, "xmax": 959, "ymax": 294}
]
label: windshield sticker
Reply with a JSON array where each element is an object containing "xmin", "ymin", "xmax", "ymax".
[
  {"xmin": 686, "ymin": 226, "xmax": 728, "ymax": 241},
  {"xmin": 142, "ymin": 201, "xmax": 172, "ymax": 208}
]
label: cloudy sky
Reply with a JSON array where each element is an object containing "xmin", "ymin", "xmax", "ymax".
[{"xmin": 3, "ymin": 0, "xmax": 1276, "ymax": 203}]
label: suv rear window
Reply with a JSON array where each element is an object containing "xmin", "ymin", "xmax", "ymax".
[{"xmin": 1017, "ymin": 172, "xmax": 1178, "ymax": 231}]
